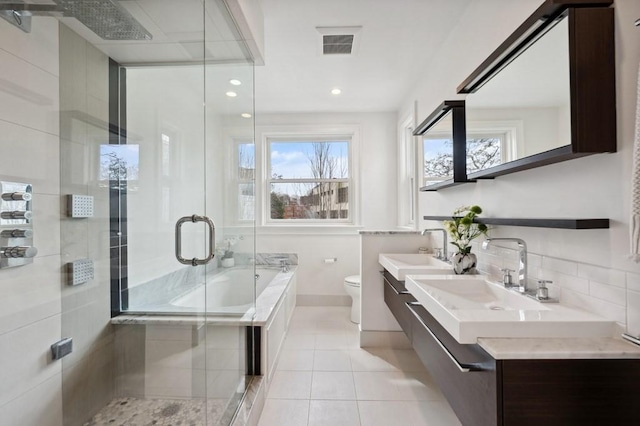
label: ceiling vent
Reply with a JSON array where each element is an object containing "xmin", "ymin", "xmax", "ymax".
[{"xmin": 317, "ymin": 26, "xmax": 362, "ymax": 56}]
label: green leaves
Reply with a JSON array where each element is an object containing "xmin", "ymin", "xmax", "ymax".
[{"xmin": 444, "ymin": 205, "xmax": 489, "ymax": 253}]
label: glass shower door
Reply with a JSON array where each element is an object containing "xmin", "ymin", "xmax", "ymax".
[{"xmin": 59, "ymin": 0, "xmax": 256, "ymax": 424}]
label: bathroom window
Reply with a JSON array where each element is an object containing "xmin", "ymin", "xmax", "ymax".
[
  {"xmin": 266, "ymin": 136, "xmax": 354, "ymax": 224},
  {"xmin": 397, "ymin": 113, "xmax": 417, "ymax": 229},
  {"xmin": 236, "ymin": 141, "xmax": 255, "ymax": 221},
  {"xmin": 422, "ymin": 127, "xmax": 517, "ymax": 186}
]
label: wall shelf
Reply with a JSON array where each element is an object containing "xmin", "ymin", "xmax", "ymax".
[{"xmin": 423, "ymin": 216, "xmax": 609, "ymax": 229}]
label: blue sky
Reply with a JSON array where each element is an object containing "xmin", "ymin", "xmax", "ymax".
[
  {"xmin": 423, "ymin": 138, "xmax": 452, "ymax": 160},
  {"xmin": 270, "ymin": 141, "xmax": 348, "ymax": 179}
]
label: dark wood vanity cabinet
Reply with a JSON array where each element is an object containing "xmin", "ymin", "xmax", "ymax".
[
  {"xmin": 382, "ymin": 270, "xmax": 416, "ymax": 340},
  {"xmin": 382, "ymin": 270, "xmax": 640, "ymax": 426}
]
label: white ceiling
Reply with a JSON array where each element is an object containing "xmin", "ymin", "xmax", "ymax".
[
  {"xmin": 40, "ymin": 0, "xmax": 472, "ymax": 115},
  {"xmin": 255, "ymin": 0, "xmax": 470, "ymax": 113}
]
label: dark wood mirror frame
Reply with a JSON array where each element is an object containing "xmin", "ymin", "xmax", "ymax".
[
  {"xmin": 457, "ymin": 0, "xmax": 615, "ymax": 180},
  {"xmin": 414, "ymin": 100, "xmax": 474, "ymax": 191}
]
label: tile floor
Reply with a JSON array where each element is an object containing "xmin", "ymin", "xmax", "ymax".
[{"xmin": 257, "ymin": 306, "xmax": 461, "ymax": 426}]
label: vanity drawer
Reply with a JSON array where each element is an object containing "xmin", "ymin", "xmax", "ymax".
[
  {"xmin": 407, "ymin": 302, "xmax": 499, "ymax": 426},
  {"xmin": 383, "ymin": 271, "xmax": 416, "ymax": 340}
]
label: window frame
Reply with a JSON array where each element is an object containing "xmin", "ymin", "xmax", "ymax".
[
  {"xmin": 233, "ymin": 138, "xmax": 256, "ymax": 224},
  {"xmin": 420, "ymin": 121, "xmax": 521, "ymax": 186},
  {"xmin": 261, "ymin": 126, "xmax": 360, "ymax": 227}
]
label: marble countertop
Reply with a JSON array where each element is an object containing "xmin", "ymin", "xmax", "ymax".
[
  {"xmin": 360, "ymin": 230, "xmax": 423, "ymax": 235},
  {"xmin": 477, "ymin": 337, "xmax": 640, "ymax": 360}
]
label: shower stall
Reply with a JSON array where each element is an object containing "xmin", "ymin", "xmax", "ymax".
[{"xmin": 28, "ymin": 0, "xmax": 259, "ymax": 424}]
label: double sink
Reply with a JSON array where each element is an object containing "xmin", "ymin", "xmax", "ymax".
[{"xmin": 379, "ymin": 253, "xmax": 614, "ymax": 344}]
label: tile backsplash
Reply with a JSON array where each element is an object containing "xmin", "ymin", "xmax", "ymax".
[{"xmin": 474, "ymin": 241, "xmax": 639, "ymax": 335}]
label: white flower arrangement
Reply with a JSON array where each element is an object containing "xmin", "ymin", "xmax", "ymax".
[{"xmin": 216, "ymin": 236, "xmax": 239, "ymax": 259}]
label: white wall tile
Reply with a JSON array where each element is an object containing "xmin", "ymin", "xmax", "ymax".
[
  {"xmin": 0, "ymin": 49, "xmax": 59, "ymax": 135},
  {"xmin": 146, "ymin": 324, "xmax": 193, "ymax": 341},
  {"xmin": 0, "ymin": 374, "xmax": 62, "ymax": 426},
  {"xmin": 0, "ymin": 16, "xmax": 59, "ymax": 77},
  {"xmin": 33, "ymin": 194, "xmax": 61, "ymax": 258},
  {"xmin": 589, "ymin": 281, "xmax": 626, "ymax": 307},
  {"xmin": 0, "ymin": 254, "xmax": 61, "ymax": 336},
  {"xmin": 0, "ymin": 120, "xmax": 60, "ymax": 195},
  {"xmin": 0, "ymin": 315, "xmax": 61, "ymax": 407},
  {"xmin": 578, "ymin": 264, "xmax": 626, "ymax": 289},
  {"xmin": 538, "ymin": 269, "xmax": 589, "ymax": 295},
  {"xmin": 562, "ymin": 289, "xmax": 626, "ymax": 325},
  {"xmin": 145, "ymin": 340, "xmax": 194, "ymax": 369},
  {"xmin": 626, "ymin": 272, "xmax": 640, "ymax": 293},
  {"xmin": 541, "ymin": 257, "xmax": 578, "ymax": 276},
  {"xmin": 626, "ymin": 290, "xmax": 640, "ymax": 337}
]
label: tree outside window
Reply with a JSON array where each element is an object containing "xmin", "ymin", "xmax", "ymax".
[{"xmin": 267, "ymin": 139, "xmax": 351, "ymax": 222}]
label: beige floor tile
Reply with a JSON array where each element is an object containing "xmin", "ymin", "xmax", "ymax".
[
  {"xmin": 258, "ymin": 399, "xmax": 309, "ymax": 426},
  {"xmin": 277, "ymin": 350, "xmax": 315, "ymax": 371},
  {"xmin": 259, "ymin": 307, "xmax": 458, "ymax": 426},
  {"xmin": 310, "ymin": 371, "xmax": 356, "ymax": 400},
  {"xmin": 349, "ymin": 348, "xmax": 400, "ymax": 372},
  {"xmin": 315, "ymin": 333, "xmax": 358, "ymax": 350},
  {"xmin": 267, "ymin": 371, "xmax": 312, "ymax": 399},
  {"xmin": 397, "ymin": 371, "xmax": 445, "ymax": 401},
  {"xmin": 308, "ymin": 400, "xmax": 360, "ymax": 426},
  {"xmin": 313, "ymin": 350, "xmax": 352, "ymax": 371},
  {"xmin": 354, "ymin": 371, "xmax": 413, "ymax": 401},
  {"xmin": 283, "ymin": 334, "xmax": 315, "ymax": 350},
  {"xmin": 410, "ymin": 400, "xmax": 462, "ymax": 425},
  {"xmin": 357, "ymin": 401, "xmax": 414, "ymax": 425}
]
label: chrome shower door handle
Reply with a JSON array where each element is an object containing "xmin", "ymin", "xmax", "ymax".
[{"xmin": 175, "ymin": 214, "xmax": 216, "ymax": 266}]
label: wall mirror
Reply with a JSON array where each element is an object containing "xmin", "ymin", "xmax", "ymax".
[
  {"xmin": 458, "ymin": 0, "xmax": 615, "ymax": 180},
  {"xmin": 414, "ymin": 100, "xmax": 473, "ymax": 191}
]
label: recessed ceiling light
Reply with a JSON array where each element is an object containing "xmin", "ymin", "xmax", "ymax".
[
  {"xmin": 230, "ymin": 79, "xmax": 242, "ymax": 86},
  {"xmin": 241, "ymin": 113, "xmax": 252, "ymax": 118},
  {"xmin": 331, "ymin": 88, "xmax": 342, "ymax": 95},
  {"xmin": 226, "ymin": 91, "xmax": 237, "ymax": 97}
]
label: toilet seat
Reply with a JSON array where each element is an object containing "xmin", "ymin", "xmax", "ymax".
[{"xmin": 345, "ymin": 275, "xmax": 360, "ymax": 287}]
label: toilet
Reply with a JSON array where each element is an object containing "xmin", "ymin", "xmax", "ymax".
[{"xmin": 344, "ymin": 275, "xmax": 361, "ymax": 324}]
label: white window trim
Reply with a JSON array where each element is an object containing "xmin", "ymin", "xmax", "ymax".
[
  {"xmin": 397, "ymin": 112, "xmax": 418, "ymax": 230},
  {"xmin": 467, "ymin": 119, "xmax": 523, "ymax": 161},
  {"xmin": 421, "ymin": 120, "xmax": 523, "ymax": 185},
  {"xmin": 260, "ymin": 125, "xmax": 361, "ymax": 228}
]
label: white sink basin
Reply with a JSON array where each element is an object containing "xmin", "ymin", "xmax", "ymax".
[
  {"xmin": 405, "ymin": 275, "xmax": 614, "ymax": 344},
  {"xmin": 378, "ymin": 253, "xmax": 452, "ymax": 281}
]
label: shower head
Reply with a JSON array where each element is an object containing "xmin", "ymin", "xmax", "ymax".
[
  {"xmin": 54, "ymin": 0, "xmax": 152, "ymax": 40},
  {"xmin": 0, "ymin": 0, "xmax": 152, "ymax": 41}
]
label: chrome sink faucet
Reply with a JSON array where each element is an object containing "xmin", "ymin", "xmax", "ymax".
[
  {"xmin": 482, "ymin": 238, "xmax": 529, "ymax": 294},
  {"xmin": 422, "ymin": 228, "xmax": 448, "ymax": 262}
]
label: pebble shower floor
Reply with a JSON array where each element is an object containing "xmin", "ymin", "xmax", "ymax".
[{"xmin": 84, "ymin": 397, "xmax": 233, "ymax": 425}]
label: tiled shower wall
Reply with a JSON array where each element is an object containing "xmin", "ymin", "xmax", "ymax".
[
  {"xmin": 0, "ymin": 20, "xmax": 114, "ymax": 425},
  {"xmin": 59, "ymin": 24, "xmax": 114, "ymax": 425},
  {"xmin": 475, "ymin": 240, "xmax": 639, "ymax": 335},
  {"xmin": 0, "ymin": 17, "xmax": 63, "ymax": 425}
]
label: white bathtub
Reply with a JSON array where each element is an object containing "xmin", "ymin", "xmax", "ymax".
[{"xmin": 170, "ymin": 267, "xmax": 281, "ymax": 315}]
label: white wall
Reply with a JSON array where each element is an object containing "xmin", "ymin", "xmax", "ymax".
[
  {"xmin": 253, "ymin": 112, "xmax": 398, "ymax": 300},
  {"xmin": 400, "ymin": 0, "xmax": 640, "ymax": 335},
  {"xmin": 0, "ymin": 17, "xmax": 62, "ymax": 426}
]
